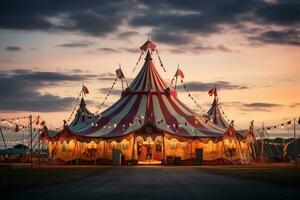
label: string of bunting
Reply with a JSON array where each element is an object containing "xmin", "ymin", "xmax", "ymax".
[
  {"xmin": 0, "ymin": 115, "xmax": 41, "ymax": 133},
  {"xmin": 155, "ymin": 49, "xmax": 167, "ymax": 73},
  {"xmin": 66, "ymin": 90, "xmax": 83, "ymax": 123},
  {"xmin": 179, "ymin": 78, "xmax": 207, "ymax": 115},
  {"xmin": 216, "ymin": 97, "xmax": 244, "ymax": 130},
  {"xmin": 132, "ymin": 51, "xmax": 144, "ymax": 74},
  {"xmin": 255, "ymin": 117, "xmax": 300, "ymax": 132},
  {"xmin": 94, "ymin": 77, "xmax": 118, "ymax": 115}
]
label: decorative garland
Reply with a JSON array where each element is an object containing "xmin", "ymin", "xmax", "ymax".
[
  {"xmin": 155, "ymin": 49, "xmax": 167, "ymax": 73},
  {"xmin": 0, "ymin": 116, "xmax": 41, "ymax": 133},
  {"xmin": 66, "ymin": 91, "xmax": 83, "ymax": 123},
  {"xmin": 132, "ymin": 51, "xmax": 144, "ymax": 74},
  {"xmin": 255, "ymin": 118, "xmax": 300, "ymax": 132},
  {"xmin": 179, "ymin": 78, "xmax": 207, "ymax": 115},
  {"xmin": 94, "ymin": 77, "xmax": 118, "ymax": 115}
]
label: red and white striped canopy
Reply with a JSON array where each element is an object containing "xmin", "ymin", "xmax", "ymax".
[
  {"xmin": 70, "ymin": 41, "xmax": 225, "ymax": 138},
  {"xmin": 206, "ymin": 96, "xmax": 229, "ymax": 129}
]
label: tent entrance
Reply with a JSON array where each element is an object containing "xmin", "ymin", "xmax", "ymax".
[{"xmin": 137, "ymin": 137, "xmax": 163, "ymax": 164}]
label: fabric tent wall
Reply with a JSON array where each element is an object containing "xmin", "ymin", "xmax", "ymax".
[{"xmin": 46, "ymin": 136, "xmax": 251, "ymax": 164}]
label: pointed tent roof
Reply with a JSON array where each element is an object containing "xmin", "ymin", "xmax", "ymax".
[
  {"xmin": 69, "ymin": 40, "xmax": 225, "ymax": 138},
  {"xmin": 206, "ymin": 94, "xmax": 229, "ymax": 129},
  {"xmin": 69, "ymin": 97, "xmax": 94, "ymax": 128},
  {"xmin": 127, "ymin": 51, "xmax": 168, "ymax": 93}
]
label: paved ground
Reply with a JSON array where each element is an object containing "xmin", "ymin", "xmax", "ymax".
[{"xmin": 4, "ymin": 166, "xmax": 300, "ymax": 200}]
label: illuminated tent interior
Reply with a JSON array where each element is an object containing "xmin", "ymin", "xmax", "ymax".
[{"xmin": 41, "ymin": 40, "xmax": 253, "ymax": 165}]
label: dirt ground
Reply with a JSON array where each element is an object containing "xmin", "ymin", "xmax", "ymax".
[{"xmin": 1, "ymin": 163, "xmax": 300, "ymax": 200}]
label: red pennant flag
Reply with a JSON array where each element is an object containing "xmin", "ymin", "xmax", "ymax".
[
  {"xmin": 116, "ymin": 68, "xmax": 125, "ymax": 79},
  {"xmin": 208, "ymin": 88, "xmax": 217, "ymax": 96},
  {"xmin": 175, "ymin": 69, "xmax": 184, "ymax": 79},
  {"xmin": 82, "ymin": 85, "xmax": 89, "ymax": 95}
]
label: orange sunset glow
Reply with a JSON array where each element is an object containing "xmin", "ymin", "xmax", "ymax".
[{"xmin": 0, "ymin": 0, "xmax": 299, "ymax": 136}]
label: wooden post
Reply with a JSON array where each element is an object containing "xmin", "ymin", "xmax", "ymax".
[
  {"xmin": 163, "ymin": 134, "xmax": 166, "ymax": 165},
  {"xmin": 260, "ymin": 122, "xmax": 264, "ymax": 162},
  {"xmin": 29, "ymin": 115, "xmax": 33, "ymax": 168},
  {"xmin": 131, "ymin": 134, "xmax": 135, "ymax": 161},
  {"xmin": 294, "ymin": 118, "xmax": 297, "ymax": 168}
]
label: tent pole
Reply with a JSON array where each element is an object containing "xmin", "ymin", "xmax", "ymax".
[
  {"xmin": 131, "ymin": 133, "xmax": 135, "ymax": 161},
  {"xmin": 221, "ymin": 139, "xmax": 230, "ymax": 163},
  {"xmin": 95, "ymin": 141, "xmax": 100, "ymax": 165},
  {"xmin": 237, "ymin": 137, "xmax": 246, "ymax": 164},
  {"xmin": 163, "ymin": 134, "xmax": 166, "ymax": 166}
]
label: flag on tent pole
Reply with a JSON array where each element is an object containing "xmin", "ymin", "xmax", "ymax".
[
  {"xmin": 116, "ymin": 68, "xmax": 125, "ymax": 79},
  {"xmin": 208, "ymin": 88, "xmax": 217, "ymax": 96},
  {"xmin": 175, "ymin": 69, "xmax": 184, "ymax": 79},
  {"xmin": 82, "ymin": 85, "xmax": 89, "ymax": 95}
]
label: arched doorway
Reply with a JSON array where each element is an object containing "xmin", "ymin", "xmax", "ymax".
[{"xmin": 136, "ymin": 136, "xmax": 163, "ymax": 164}]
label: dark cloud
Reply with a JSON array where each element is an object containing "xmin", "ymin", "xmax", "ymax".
[
  {"xmin": 152, "ymin": 31, "xmax": 193, "ymax": 45},
  {"xmin": 117, "ymin": 31, "xmax": 139, "ymax": 39},
  {"xmin": 5, "ymin": 46, "xmax": 22, "ymax": 52},
  {"xmin": 0, "ymin": 69, "xmax": 89, "ymax": 112},
  {"xmin": 98, "ymin": 72, "xmax": 116, "ymax": 81},
  {"xmin": 168, "ymin": 44, "xmax": 234, "ymax": 54},
  {"xmin": 129, "ymin": 0, "xmax": 300, "ymax": 46},
  {"xmin": 255, "ymin": 1, "xmax": 300, "ymax": 26},
  {"xmin": 119, "ymin": 47, "xmax": 139, "ymax": 53},
  {"xmin": 0, "ymin": 0, "xmax": 133, "ymax": 36},
  {"xmin": 216, "ymin": 101, "xmax": 283, "ymax": 112},
  {"xmin": 96, "ymin": 48, "xmax": 120, "ymax": 53},
  {"xmin": 57, "ymin": 41, "xmax": 94, "ymax": 48},
  {"xmin": 177, "ymin": 81, "xmax": 249, "ymax": 92},
  {"xmin": 240, "ymin": 102, "xmax": 283, "ymax": 112},
  {"xmin": 290, "ymin": 103, "xmax": 300, "ymax": 108},
  {"xmin": 1, "ymin": 0, "xmax": 299, "ymax": 47},
  {"xmin": 130, "ymin": 0, "xmax": 259, "ymax": 44},
  {"xmin": 217, "ymin": 45, "xmax": 233, "ymax": 52},
  {"xmin": 13, "ymin": 71, "xmax": 86, "ymax": 82},
  {"xmin": 243, "ymin": 102, "xmax": 282, "ymax": 108},
  {"xmin": 248, "ymin": 29, "xmax": 300, "ymax": 46},
  {"xmin": 99, "ymin": 88, "xmax": 122, "ymax": 96}
]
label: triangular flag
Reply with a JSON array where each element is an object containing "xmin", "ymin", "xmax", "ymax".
[
  {"xmin": 82, "ymin": 85, "xmax": 89, "ymax": 95},
  {"xmin": 175, "ymin": 69, "xmax": 184, "ymax": 79}
]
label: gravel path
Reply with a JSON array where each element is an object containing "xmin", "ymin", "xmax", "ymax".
[{"xmin": 6, "ymin": 166, "xmax": 299, "ymax": 200}]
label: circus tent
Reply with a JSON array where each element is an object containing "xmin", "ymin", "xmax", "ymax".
[
  {"xmin": 205, "ymin": 88, "xmax": 230, "ymax": 129},
  {"xmin": 43, "ymin": 39, "xmax": 251, "ymax": 165},
  {"xmin": 69, "ymin": 97, "xmax": 94, "ymax": 128}
]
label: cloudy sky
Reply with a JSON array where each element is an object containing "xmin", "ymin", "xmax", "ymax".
[{"xmin": 0, "ymin": 0, "xmax": 299, "ymax": 134}]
